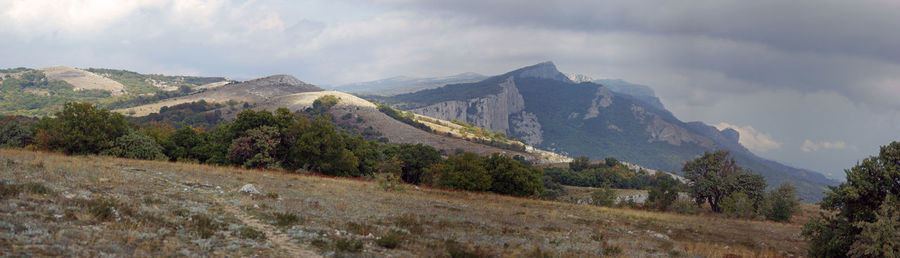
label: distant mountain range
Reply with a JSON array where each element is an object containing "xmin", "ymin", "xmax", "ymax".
[
  {"xmin": 331, "ymin": 72, "xmax": 487, "ymax": 96},
  {"xmin": 369, "ymin": 62, "xmax": 836, "ymax": 202}
]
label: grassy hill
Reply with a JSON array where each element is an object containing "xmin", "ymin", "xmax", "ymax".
[{"xmin": 1, "ymin": 148, "xmax": 810, "ymax": 256}]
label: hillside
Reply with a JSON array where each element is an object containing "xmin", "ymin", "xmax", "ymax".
[
  {"xmin": 0, "ymin": 66, "xmax": 232, "ymax": 116},
  {"xmin": 117, "ymin": 73, "xmax": 568, "ymax": 163},
  {"xmin": 378, "ymin": 62, "xmax": 837, "ymax": 202},
  {"xmin": 1, "ymin": 149, "xmax": 808, "ymax": 256}
]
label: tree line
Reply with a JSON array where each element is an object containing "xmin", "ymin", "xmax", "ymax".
[{"xmin": 0, "ymin": 100, "xmax": 543, "ymax": 198}]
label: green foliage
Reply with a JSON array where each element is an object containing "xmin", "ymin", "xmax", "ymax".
[
  {"xmin": 647, "ymin": 174, "xmax": 678, "ymax": 211},
  {"xmin": 848, "ymin": 195, "xmax": 900, "ymax": 257},
  {"xmin": 763, "ymin": 183, "xmax": 800, "ymax": 222},
  {"xmin": 103, "ymin": 130, "xmax": 168, "ymax": 160},
  {"xmin": 334, "ymin": 237, "xmax": 364, "ymax": 252},
  {"xmin": 229, "ymin": 126, "xmax": 281, "ymax": 169},
  {"xmin": 604, "ymin": 157, "xmax": 620, "ymax": 167},
  {"xmin": 591, "ymin": 184, "xmax": 617, "ymax": 207},
  {"xmin": 672, "ymin": 198, "xmax": 699, "ymax": 215},
  {"xmin": 272, "ymin": 212, "xmax": 301, "ymax": 227},
  {"xmin": 483, "ymin": 153, "xmax": 543, "ymax": 196},
  {"xmin": 311, "ymin": 95, "xmax": 339, "ymax": 114},
  {"xmin": 720, "ymin": 192, "xmax": 756, "ymax": 219},
  {"xmin": 682, "ymin": 151, "xmax": 766, "ymax": 213},
  {"xmin": 377, "ymin": 103, "xmax": 431, "ymax": 131},
  {"xmin": 804, "ymin": 141, "xmax": 900, "ymax": 256},
  {"xmin": 134, "ymin": 100, "xmax": 224, "ymax": 129},
  {"xmin": 0, "ymin": 70, "xmax": 112, "ymax": 116},
  {"xmin": 384, "ymin": 143, "xmax": 441, "ymax": 185},
  {"xmin": 438, "ymin": 152, "xmax": 492, "ymax": 192},
  {"xmin": 290, "ymin": 115, "xmax": 360, "ymax": 176},
  {"xmin": 0, "ymin": 116, "xmax": 34, "ymax": 147},
  {"xmin": 543, "ymin": 165, "xmax": 679, "ymax": 190},
  {"xmin": 569, "ymin": 156, "xmax": 591, "ymax": 172},
  {"xmin": 85, "ymin": 68, "xmax": 227, "ymax": 95},
  {"xmin": 34, "ymin": 102, "xmax": 128, "ymax": 155},
  {"xmin": 537, "ymin": 176, "xmax": 566, "ymax": 200},
  {"xmin": 376, "ymin": 230, "xmax": 406, "ymax": 249}
]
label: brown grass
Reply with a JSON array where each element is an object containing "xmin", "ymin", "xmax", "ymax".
[{"xmin": 0, "ymin": 148, "xmax": 809, "ymax": 256}]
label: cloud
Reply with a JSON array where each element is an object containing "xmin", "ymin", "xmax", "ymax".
[
  {"xmin": 714, "ymin": 123, "xmax": 782, "ymax": 152},
  {"xmin": 802, "ymin": 140, "xmax": 849, "ymax": 152}
]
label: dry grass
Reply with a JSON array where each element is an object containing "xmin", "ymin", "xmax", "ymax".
[{"xmin": 0, "ymin": 149, "xmax": 809, "ymax": 257}]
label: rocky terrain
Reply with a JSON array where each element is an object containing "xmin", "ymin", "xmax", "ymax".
[
  {"xmin": 0, "ymin": 149, "xmax": 810, "ymax": 257},
  {"xmin": 381, "ymin": 62, "xmax": 837, "ymax": 202}
]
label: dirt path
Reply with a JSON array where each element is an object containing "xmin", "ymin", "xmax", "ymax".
[{"xmin": 215, "ymin": 197, "xmax": 322, "ymax": 258}]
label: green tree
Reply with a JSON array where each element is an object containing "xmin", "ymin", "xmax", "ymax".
[
  {"xmin": 569, "ymin": 156, "xmax": 591, "ymax": 172},
  {"xmin": 387, "ymin": 143, "xmax": 442, "ymax": 185},
  {"xmin": 848, "ymin": 195, "xmax": 900, "ymax": 257},
  {"xmin": 592, "ymin": 184, "xmax": 617, "ymax": 207},
  {"xmin": 483, "ymin": 153, "xmax": 543, "ymax": 197},
  {"xmin": 311, "ymin": 95, "xmax": 339, "ymax": 114},
  {"xmin": 647, "ymin": 174, "xmax": 678, "ymax": 211},
  {"xmin": 103, "ymin": 130, "xmax": 167, "ymax": 160},
  {"xmin": 803, "ymin": 141, "xmax": 900, "ymax": 257},
  {"xmin": 35, "ymin": 102, "xmax": 128, "ymax": 154},
  {"xmin": 604, "ymin": 157, "xmax": 620, "ymax": 167},
  {"xmin": 682, "ymin": 150, "xmax": 766, "ymax": 213},
  {"xmin": 763, "ymin": 183, "xmax": 800, "ymax": 222},
  {"xmin": 290, "ymin": 115, "xmax": 359, "ymax": 176},
  {"xmin": 229, "ymin": 126, "xmax": 281, "ymax": 169},
  {"xmin": 438, "ymin": 152, "xmax": 492, "ymax": 192},
  {"xmin": 0, "ymin": 116, "xmax": 33, "ymax": 148}
]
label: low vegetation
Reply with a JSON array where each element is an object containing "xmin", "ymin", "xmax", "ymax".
[{"xmin": 0, "ymin": 148, "xmax": 812, "ymax": 256}]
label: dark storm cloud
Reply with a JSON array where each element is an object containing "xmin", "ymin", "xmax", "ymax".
[{"xmin": 379, "ymin": 0, "xmax": 900, "ymax": 111}]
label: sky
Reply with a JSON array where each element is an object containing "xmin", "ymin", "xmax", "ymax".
[{"xmin": 2, "ymin": 0, "xmax": 898, "ymax": 180}]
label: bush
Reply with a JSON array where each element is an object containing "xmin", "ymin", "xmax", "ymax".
[
  {"xmin": 720, "ymin": 192, "xmax": 756, "ymax": 219},
  {"xmin": 437, "ymin": 152, "xmax": 492, "ymax": 192},
  {"xmin": 272, "ymin": 212, "xmax": 301, "ymax": 227},
  {"xmin": 376, "ymin": 230, "xmax": 406, "ymax": 249},
  {"xmin": 591, "ymin": 184, "xmax": 617, "ymax": 207},
  {"xmin": 34, "ymin": 102, "xmax": 128, "ymax": 155},
  {"xmin": 0, "ymin": 116, "xmax": 33, "ymax": 148},
  {"xmin": 647, "ymin": 175, "xmax": 678, "ymax": 211},
  {"xmin": 103, "ymin": 130, "xmax": 168, "ymax": 161},
  {"xmin": 334, "ymin": 237, "xmax": 363, "ymax": 252},
  {"xmin": 484, "ymin": 153, "xmax": 543, "ymax": 197},
  {"xmin": 763, "ymin": 183, "xmax": 800, "ymax": 222},
  {"xmin": 673, "ymin": 198, "xmax": 699, "ymax": 215}
]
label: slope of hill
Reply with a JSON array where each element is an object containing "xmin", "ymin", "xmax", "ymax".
[
  {"xmin": 0, "ymin": 149, "xmax": 808, "ymax": 256},
  {"xmin": 117, "ymin": 74, "xmax": 556, "ymax": 162},
  {"xmin": 39, "ymin": 66, "xmax": 127, "ymax": 96},
  {"xmin": 380, "ymin": 62, "xmax": 836, "ymax": 202},
  {"xmin": 86, "ymin": 68, "xmax": 232, "ymax": 95},
  {"xmin": 332, "ymin": 72, "xmax": 486, "ymax": 95}
]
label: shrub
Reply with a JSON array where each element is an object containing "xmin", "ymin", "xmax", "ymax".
[
  {"xmin": 762, "ymin": 183, "xmax": 800, "ymax": 222},
  {"xmin": 484, "ymin": 153, "xmax": 543, "ymax": 197},
  {"xmin": 34, "ymin": 102, "xmax": 128, "ymax": 155},
  {"xmin": 720, "ymin": 192, "xmax": 756, "ymax": 219},
  {"xmin": 238, "ymin": 227, "xmax": 266, "ymax": 240},
  {"xmin": 647, "ymin": 175, "xmax": 678, "ymax": 211},
  {"xmin": 229, "ymin": 126, "xmax": 280, "ymax": 169},
  {"xmin": 376, "ymin": 230, "xmax": 405, "ymax": 249},
  {"xmin": 272, "ymin": 212, "xmax": 301, "ymax": 227},
  {"xmin": 437, "ymin": 152, "xmax": 492, "ymax": 192},
  {"xmin": 334, "ymin": 237, "xmax": 363, "ymax": 252},
  {"xmin": 0, "ymin": 116, "xmax": 33, "ymax": 148},
  {"xmin": 591, "ymin": 184, "xmax": 617, "ymax": 207},
  {"xmin": 673, "ymin": 198, "xmax": 699, "ymax": 215},
  {"xmin": 103, "ymin": 130, "xmax": 168, "ymax": 161}
]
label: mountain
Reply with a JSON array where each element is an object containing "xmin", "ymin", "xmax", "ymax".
[
  {"xmin": 332, "ymin": 72, "xmax": 487, "ymax": 95},
  {"xmin": 117, "ymin": 74, "xmax": 558, "ymax": 163},
  {"xmin": 382, "ymin": 61, "xmax": 836, "ymax": 201}
]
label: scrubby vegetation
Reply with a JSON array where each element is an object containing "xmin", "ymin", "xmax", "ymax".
[
  {"xmin": 0, "ymin": 70, "xmax": 112, "ymax": 116},
  {"xmin": 544, "ymin": 156, "xmax": 682, "ymax": 190},
  {"xmin": 803, "ymin": 141, "xmax": 900, "ymax": 257}
]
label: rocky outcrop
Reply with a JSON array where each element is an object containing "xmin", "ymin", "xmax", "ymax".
[
  {"xmin": 583, "ymin": 86, "xmax": 613, "ymax": 120},
  {"xmin": 517, "ymin": 62, "xmax": 573, "ymax": 83},
  {"xmin": 511, "ymin": 111, "xmax": 543, "ymax": 145},
  {"xmin": 633, "ymin": 104, "xmax": 713, "ymax": 148}
]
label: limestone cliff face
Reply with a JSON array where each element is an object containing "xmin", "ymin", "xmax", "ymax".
[
  {"xmin": 631, "ymin": 104, "xmax": 713, "ymax": 148},
  {"xmin": 410, "ymin": 76, "xmax": 543, "ymax": 144},
  {"xmin": 583, "ymin": 86, "xmax": 613, "ymax": 120}
]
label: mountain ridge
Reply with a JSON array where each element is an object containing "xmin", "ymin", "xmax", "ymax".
[{"xmin": 381, "ymin": 62, "xmax": 836, "ymax": 202}]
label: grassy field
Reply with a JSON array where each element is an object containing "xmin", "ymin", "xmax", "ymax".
[{"xmin": 0, "ymin": 148, "xmax": 810, "ymax": 257}]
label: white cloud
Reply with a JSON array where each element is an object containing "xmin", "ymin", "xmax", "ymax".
[
  {"xmin": 802, "ymin": 140, "xmax": 849, "ymax": 152},
  {"xmin": 714, "ymin": 123, "xmax": 782, "ymax": 152}
]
